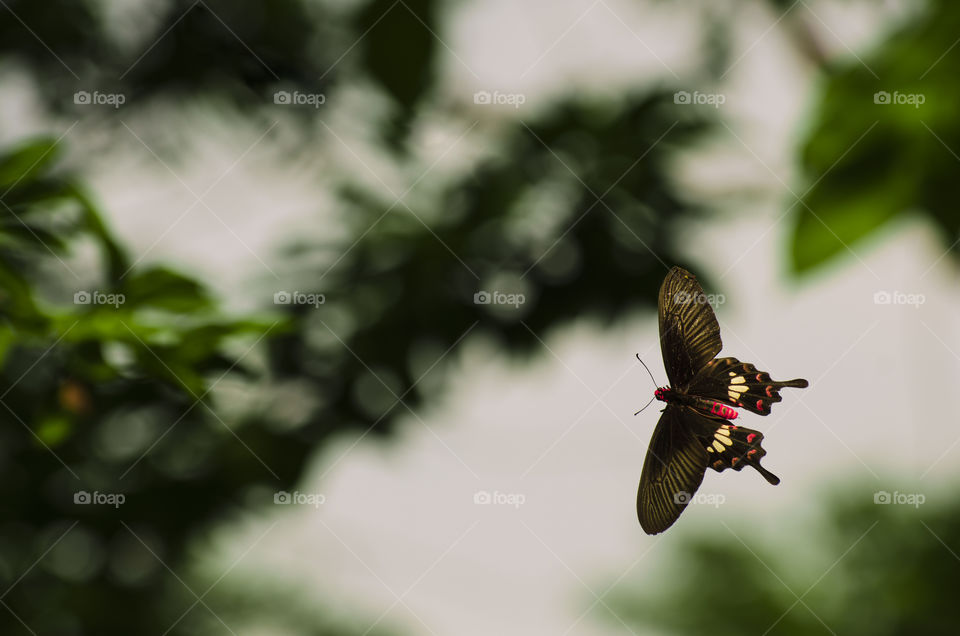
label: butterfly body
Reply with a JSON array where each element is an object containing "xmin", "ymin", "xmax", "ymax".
[
  {"xmin": 654, "ymin": 386, "xmax": 738, "ymax": 420},
  {"xmin": 637, "ymin": 266, "xmax": 809, "ymax": 535}
]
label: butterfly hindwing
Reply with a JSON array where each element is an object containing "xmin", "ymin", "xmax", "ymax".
[
  {"xmin": 693, "ymin": 418, "xmax": 781, "ymax": 485},
  {"xmin": 638, "ymin": 266, "xmax": 808, "ymax": 534},
  {"xmin": 687, "ymin": 357, "xmax": 809, "ymax": 416},
  {"xmin": 637, "ymin": 405, "xmax": 710, "ymax": 534},
  {"xmin": 658, "ymin": 267, "xmax": 722, "ymax": 388}
]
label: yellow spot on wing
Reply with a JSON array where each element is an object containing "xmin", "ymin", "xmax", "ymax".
[
  {"xmin": 729, "ymin": 384, "xmax": 749, "ymax": 393},
  {"xmin": 730, "ymin": 376, "xmax": 746, "ymax": 384},
  {"xmin": 712, "ymin": 440, "xmax": 725, "ymax": 453},
  {"xmin": 716, "ymin": 427, "xmax": 730, "ymax": 437},
  {"xmin": 716, "ymin": 435, "xmax": 733, "ymax": 447}
]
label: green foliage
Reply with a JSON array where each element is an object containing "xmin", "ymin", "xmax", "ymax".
[
  {"xmin": 269, "ymin": 91, "xmax": 710, "ymax": 445},
  {"xmin": 606, "ymin": 483, "xmax": 960, "ymax": 635},
  {"xmin": 793, "ymin": 0, "xmax": 960, "ymax": 271},
  {"xmin": 0, "ymin": 0, "xmax": 333, "ymax": 114},
  {"xmin": 356, "ymin": 0, "xmax": 439, "ymax": 148},
  {"xmin": 0, "ymin": 2, "xmax": 715, "ymax": 629},
  {"xmin": 0, "ymin": 137, "xmax": 283, "ymax": 633},
  {"xmin": 0, "ymin": 138, "xmax": 62, "ymax": 188}
]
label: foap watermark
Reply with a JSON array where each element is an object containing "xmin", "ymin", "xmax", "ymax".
[
  {"xmin": 874, "ymin": 91, "xmax": 925, "ymax": 108},
  {"xmin": 74, "ymin": 490, "xmax": 125, "ymax": 508},
  {"xmin": 274, "ymin": 490, "xmax": 326, "ymax": 508},
  {"xmin": 74, "ymin": 290, "xmax": 125, "ymax": 308},
  {"xmin": 473, "ymin": 90, "xmax": 526, "ymax": 109},
  {"xmin": 474, "ymin": 290, "xmax": 525, "ymax": 308},
  {"xmin": 473, "ymin": 490, "xmax": 525, "ymax": 508},
  {"xmin": 673, "ymin": 290, "xmax": 725, "ymax": 308},
  {"xmin": 874, "ymin": 490, "xmax": 925, "ymax": 508},
  {"xmin": 674, "ymin": 90, "xmax": 725, "ymax": 108},
  {"xmin": 274, "ymin": 90, "xmax": 326, "ymax": 108},
  {"xmin": 274, "ymin": 291, "xmax": 325, "ymax": 308},
  {"xmin": 673, "ymin": 490, "xmax": 725, "ymax": 507},
  {"xmin": 873, "ymin": 290, "xmax": 924, "ymax": 308},
  {"xmin": 74, "ymin": 90, "xmax": 126, "ymax": 109}
]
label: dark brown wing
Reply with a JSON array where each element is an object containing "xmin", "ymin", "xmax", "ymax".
[
  {"xmin": 637, "ymin": 405, "xmax": 710, "ymax": 534},
  {"xmin": 687, "ymin": 357, "xmax": 809, "ymax": 416},
  {"xmin": 658, "ymin": 266, "xmax": 722, "ymax": 388},
  {"xmin": 696, "ymin": 419, "xmax": 781, "ymax": 485}
]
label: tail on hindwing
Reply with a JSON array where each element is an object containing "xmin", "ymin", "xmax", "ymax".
[{"xmin": 696, "ymin": 420, "xmax": 780, "ymax": 485}]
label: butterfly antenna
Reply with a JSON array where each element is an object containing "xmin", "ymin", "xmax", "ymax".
[
  {"xmin": 635, "ymin": 353, "xmax": 658, "ymax": 388},
  {"xmin": 633, "ymin": 396, "xmax": 656, "ymax": 416},
  {"xmin": 634, "ymin": 353, "xmax": 659, "ymax": 416}
]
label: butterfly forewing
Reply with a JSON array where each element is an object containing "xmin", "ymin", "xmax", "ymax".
[
  {"xmin": 637, "ymin": 405, "xmax": 710, "ymax": 534},
  {"xmin": 637, "ymin": 266, "xmax": 809, "ymax": 534},
  {"xmin": 658, "ymin": 267, "xmax": 722, "ymax": 388}
]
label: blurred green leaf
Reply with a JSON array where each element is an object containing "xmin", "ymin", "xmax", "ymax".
[
  {"xmin": 793, "ymin": 0, "xmax": 960, "ymax": 272},
  {"xmin": 0, "ymin": 325, "xmax": 15, "ymax": 366},
  {"xmin": 35, "ymin": 414, "xmax": 73, "ymax": 446},
  {"xmin": 607, "ymin": 483, "xmax": 960, "ymax": 636},
  {"xmin": 0, "ymin": 138, "xmax": 61, "ymax": 190},
  {"xmin": 122, "ymin": 266, "xmax": 213, "ymax": 312},
  {"xmin": 356, "ymin": 0, "xmax": 437, "ymax": 148}
]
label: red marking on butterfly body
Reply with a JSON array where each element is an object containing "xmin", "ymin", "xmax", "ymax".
[{"xmin": 709, "ymin": 401, "xmax": 738, "ymax": 420}]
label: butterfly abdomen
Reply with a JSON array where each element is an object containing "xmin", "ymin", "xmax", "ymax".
[
  {"xmin": 637, "ymin": 266, "xmax": 806, "ymax": 534},
  {"xmin": 658, "ymin": 390, "xmax": 738, "ymax": 420},
  {"xmin": 688, "ymin": 395, "xmax": 738, "ymax": 419},
  {"xmin": 708, "ymin": 401, "xmax": 737, "ymax": 420}
]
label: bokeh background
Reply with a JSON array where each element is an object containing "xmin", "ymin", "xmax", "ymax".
[{"xmin": 2, "ymin": 0, "xmax": 959, "ymax": 634}]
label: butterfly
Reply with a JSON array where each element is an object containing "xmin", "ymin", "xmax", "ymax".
[{"xmin": 637, "ymin": 266, "xmax": 808, "ymax": 534}]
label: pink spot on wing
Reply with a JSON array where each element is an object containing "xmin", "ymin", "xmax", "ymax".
[
  {"xmin": 746, "ymin": 433, "xmax": 756, "ymax": 443},
  {"xmin": 756, "ymin": 399, "xmax": 764, "ymax": 411},
  {"xmin": 766, "ymin": 385, "xmax": 775, "ymax": 397},
  {"xmin": 747, "ymin": 449, "xmax": 758, "ymax": 457},
  {"xmin": 755, "ymin": 373, "xmax": 763, "ymax": 382}
]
